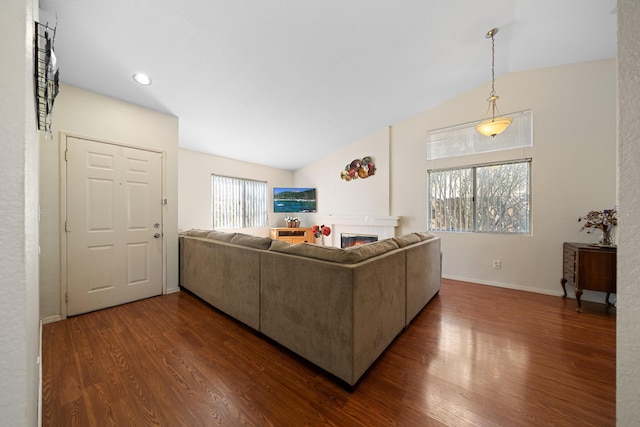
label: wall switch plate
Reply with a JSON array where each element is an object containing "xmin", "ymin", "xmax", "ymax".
[{"xmin": 493, "ymin": 260, "xmax": 501, "ymax": 269}]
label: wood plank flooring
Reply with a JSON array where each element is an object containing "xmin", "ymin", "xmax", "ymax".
[{"xmin": 42, "ymin": 279, "xmax": 615, "ymax": 426}]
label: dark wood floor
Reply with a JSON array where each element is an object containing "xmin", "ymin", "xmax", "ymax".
[{"xmin": 42, "ymin": 279, "xmax": 615, "ymax": 426}]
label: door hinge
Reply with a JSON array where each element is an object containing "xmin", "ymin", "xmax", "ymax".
[
  {"xmin": 65, "ymin": 221, "xmax": 70, "ymax": 232},
  {"xmin": 64, "ymin": 149, "xmax": 68, "ymax": 161},
  {"xmin": 65, "ymin": 292, "xmax": 69, "ymax": 303}
]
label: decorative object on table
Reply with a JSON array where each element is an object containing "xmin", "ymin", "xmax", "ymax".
[
  {"xmin": 475, "ymin": 27, "xmax": 513, "ymax": 137},
  {"xmin": 312, "ymin": 224, "xmax": 331, "ymax": 245},
  {"xmin": 284, "ymin": 216, "xmax": 300, "ymax": 228},
  {"xmin": 340, "ymin": 156, "xmax": 376, "ymax": 181},
  {"xmin": 578, "ymin": 207, "xmax": 617, "ymax": 246}
]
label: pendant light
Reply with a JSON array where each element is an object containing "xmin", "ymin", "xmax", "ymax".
[{"xmin": 475, "ymin": 28, "xmax": 512, "ymax": 137}]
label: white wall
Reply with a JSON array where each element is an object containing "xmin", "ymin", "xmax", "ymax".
[
  {"xmin": 0, "ymin": 0, "xmax": 40, "ymax": 425},
  {"xmin": 178, "ymin": 148, "xmax": 294, "ymax": 234},
  {"xmin": 294, "ymin": 126, "xmax": 391, "ymax": 218},
  {"xmin": 394, "ymin": 59, "xmax": 617, "ymax": 297},
  {"xmin": 40, "ymin": 84, "xmax": 179, "ymax": 321},
  {"xmin": 617, "ymin": 0, "xmax": 640, "ymax": 423},
  {"xmin": 0, "ymin": 1, "xmax": 629, "ymax": 421},
  {"xmin": 297, "ymin": 59, "xmax": 617, "ymax": 301}
]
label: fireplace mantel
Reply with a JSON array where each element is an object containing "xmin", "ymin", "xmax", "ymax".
[{"xmin": 320, "ymin": 215, "xmax": 400, "ymax": 247}]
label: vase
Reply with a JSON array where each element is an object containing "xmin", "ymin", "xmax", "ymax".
[
  {"xmin": 286, "ymin": 220, "xmax": 300, "ymax": 228},
  {"xmin": 599, "ymin": 229, "xmax": 613, "ymax": 246}
]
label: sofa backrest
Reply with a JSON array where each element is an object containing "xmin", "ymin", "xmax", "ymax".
[
  {"xmin": 181, "ymin": 229, "xmax": 271, "ymax": 249},
  {"xmin": 268, "ymin": 238, "xmax": 400, "ymax": 264},
  {"xmin": 180, "ymin": 229, "xmax": 438, "ymax": 264}
]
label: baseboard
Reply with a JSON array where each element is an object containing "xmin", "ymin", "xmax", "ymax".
[
  {"xmin": 41, "ymin": 315, "xmax": 62, "ymax": 325},
  {"xmin": 442, "ymin": 274, "xmax": 616, "ymax": 305},
  {"xmin": 442, "ymin": 274, "xmax": 563, "ymax": 297},
  {"xmin": 166, "ymin": 287, "xmax": 181, "ymax": 295}
]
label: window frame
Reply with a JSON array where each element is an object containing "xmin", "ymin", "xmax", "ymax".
[
  {"xmin": 211, "ymin": 174, "xmax": 268, "ymax": 229},
  {"xmin": 427, "ymin": 158, "xmax": 531, "ymax": 234}
]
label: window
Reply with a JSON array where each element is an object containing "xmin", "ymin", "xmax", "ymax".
[
  {"xmin": 428, "ymin": 160, "xmax": 530, "ymax": 233},
  {"xmin": 211, "ymin": 175, "xmax": 267, "ymax": 228},
  {"xmin": 427, "ymin": 110, "xmax": 532, "ymax": 160}
]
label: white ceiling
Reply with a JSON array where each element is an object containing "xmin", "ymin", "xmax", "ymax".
[{"xmin": 39, "ymin": 0, "xmax": 617, "ymax": 170}]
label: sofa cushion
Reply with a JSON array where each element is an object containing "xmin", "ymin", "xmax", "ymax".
[
  {"xmin": 345, "ymin": 238, "xmax": 400, "ymax": 261},
  {"xmin": 393, "ymin": 233, "xmax": 422, "ymax": 248},
  {"xmin": 269, "ymin": 238, "xmax": 399, "ymax": 264},
  {"xmin": 268, "ymin": 239, "xmax": 292, "ymax": 250},
  {"xmin": 185, "ymin": 229, "xmax": 214, "ymax": 238},
  {"xmin": 269, "ymin": 243, "xmax": 347, "ymax": 262},
  {"xmin": 415, "ymin": 232, "xmax": 437, "ymax": 241},
  {"xmin": 206, "ymin": 230, "xmax": 236, "ymax": 242},
  {"xmin": 230, "ymin": 233, "xmax": 273, "ymax": 249}
]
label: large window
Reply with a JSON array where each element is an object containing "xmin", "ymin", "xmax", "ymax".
[
  {"xmin": 211, "ymin": 175, "xmax": 267, "ymax": 228},
  {"xmin": 428, "ymin": 160, "xmax": 530, "ymax": 233}
]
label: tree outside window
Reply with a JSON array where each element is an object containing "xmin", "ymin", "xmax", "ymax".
[{"xmin": 428, "ymin": 160, "xmax": 530, "ymax": 233}]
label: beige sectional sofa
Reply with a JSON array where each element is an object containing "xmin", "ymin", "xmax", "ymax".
[{"xmin": 179, "ymin": 229, "xmax": 441, "ymax": 386}]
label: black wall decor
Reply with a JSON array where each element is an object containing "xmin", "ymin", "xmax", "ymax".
[{"xmin": 34, "ymin": 21, "xmax": 59, "ymax": 133}]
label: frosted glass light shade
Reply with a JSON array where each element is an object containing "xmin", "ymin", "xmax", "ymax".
[{"xmin": 475, "ymin": 117, "xmax": 513, "ymax": 137}]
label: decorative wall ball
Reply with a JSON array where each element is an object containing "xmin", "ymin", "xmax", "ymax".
[{"xmin": 340, "ymin": 157, "xmax": 376, "ymax": 181}]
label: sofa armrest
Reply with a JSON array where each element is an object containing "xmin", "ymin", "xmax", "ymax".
[
  {"xmin": 179, "ymin": 236, "xmax": 262, "ymax": 330},
  {"xmin": 405, "ymin": 236, "xmax": 441, "ymax": 325}
]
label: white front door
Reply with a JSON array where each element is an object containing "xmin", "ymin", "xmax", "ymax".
[{"xmin": 65, "ymin": 136, "xmax": 163, "ymax": 316}]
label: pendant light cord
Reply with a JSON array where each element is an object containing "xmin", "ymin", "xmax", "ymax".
[
  {"xmin": 490, "ymin": 32, "xmax": 496, "ymax": 99},
  {"xmin": 476, "ymin": 27, "xmax": 512, "ymax": 137}
]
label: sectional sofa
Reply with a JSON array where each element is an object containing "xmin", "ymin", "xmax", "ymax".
[{"xmin": 179, "ymin": 229, "xmax": 441, "ymax": 386}]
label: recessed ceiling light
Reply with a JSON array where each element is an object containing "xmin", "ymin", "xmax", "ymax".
[{"xmin": 133, "ymin": 73, "xmax": 152, "ymax": 85}]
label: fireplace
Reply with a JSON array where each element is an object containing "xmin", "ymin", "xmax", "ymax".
[
  {"xmin": 318, "ymin": 215, "xmax": 399, "ymax": 247},
  {"xmin": 341, "ymin": 233, "xmax": 378, "ymax": 248}
]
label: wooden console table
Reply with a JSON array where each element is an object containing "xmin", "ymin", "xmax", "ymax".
[
  {"xmin": 270, "ymin": 227, "xmax": 313, "ymax": 244},
  {"xmin": 561, "ymin": 242, "xmax": 616, "ymax": 312}
]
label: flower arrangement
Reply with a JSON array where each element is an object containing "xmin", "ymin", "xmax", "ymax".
[
  {"xmin": 312, "ymin": 224, "xmax": 331, "ymax": 238},
  {"xmin": 578, "ymin": 207, "xmax": 618, "ymax": 233}
]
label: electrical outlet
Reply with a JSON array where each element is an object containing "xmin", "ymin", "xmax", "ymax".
[{"xmin": 493, "ymin": 260, "xmax": 501, "ymax": 269}]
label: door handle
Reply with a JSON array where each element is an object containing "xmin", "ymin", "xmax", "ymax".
[{"xmin": 154, "ymin": 233, "xmax": 161, "ymax": 238}]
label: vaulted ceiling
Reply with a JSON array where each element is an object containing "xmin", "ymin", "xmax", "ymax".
[{"xmin": 39, "ymin": 0, "xmax": 617, "ymax": 170}]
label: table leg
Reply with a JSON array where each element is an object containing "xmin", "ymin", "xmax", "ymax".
[
  {"xmin": 575, "ymin": 287, "xmax": 583, "ymax": 313},
  {"xmin": 560, "ymin": 278, "xmax": 567, "ymax": 298}
]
